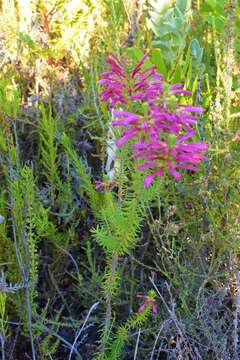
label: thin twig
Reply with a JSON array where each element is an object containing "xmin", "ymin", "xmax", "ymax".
[
  {"xmin": 133, "ymin": 328, "xmax": 141, "ymax": 360},
  {"xmin": 150, "ymin": 323, "xmax": 164, "ymax": 360},
  {"xmin": 0, "ymin": 331, "xmax": 5, "ymax": 360},
  {"xmin": 39, "ymin": 322, "xmax": 82, "ymax": 359},
  {"xmin": 104, "ymin": 254, "xmax": 118, "ymax": 340},
  {"xmin": 68, "ymin": 301, "xmax": 99, "ymax": 360},
  {"xmin": 149, "ymin": 276, "xmax": 195, "ymax": 358},
  {"xmin": 233, "ymin": 271, "xmax": 240, "ymax": 360}
]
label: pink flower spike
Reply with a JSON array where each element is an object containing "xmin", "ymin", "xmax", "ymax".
[{"xmin": 99, "ymin": 52, "xmax": 208, "ymax": 187}]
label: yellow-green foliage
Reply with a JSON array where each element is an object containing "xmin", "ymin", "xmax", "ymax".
[
  {"xmin": 95, "ymin": 291, "xmax": 156, "ymax": 360},
  {"xmin": 38, "ymin": 105, "xmax": 61, "ymax": 205},
  {"xmin": 92, "ymin": 195, "xmax": 141, "ymax": 255},
  {"xmin": 62, "ymin": 132, "xmax": 101, "ymax": 214},
  {"xmin": 0, "ymin": 0, "xmax": 129, "ymax": 67},
  {"xmin": 10, "ymin": 167, "xmax": 39, "ymax": 294}
]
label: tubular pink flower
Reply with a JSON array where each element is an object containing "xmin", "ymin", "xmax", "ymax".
[
  {"xmin": 171, "ymin": 89, "xmax": 192, "ymax": 95},
  {"xmin": 179, "ymin": 105, "xmax": 204, "ymax": 113},
  {"xmin": 116, "ymin": 128, "xmax": 139, "ymax": 147},
  {"xmin": 143, "ymin": 169, "xmax": 164, "ymax": 188},
  {"xmin": 166, "ymin": 160, "xmax": 182, "ymax": 181},
  {"xmin": 136, "ymin": 162, "xmax": 156, "ymax": 170},
  {"xmin": 131, "ymin": 52, "xmax": 150, "ymax": 78}
]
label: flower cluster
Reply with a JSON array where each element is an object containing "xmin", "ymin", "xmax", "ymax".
[
  {"xmin": 137, "ymin": 292, "xmax": 157, "ymax": 314},
  {"xmin": 99, "ymin": 52, "xmax": 208, "ymax": 187}
]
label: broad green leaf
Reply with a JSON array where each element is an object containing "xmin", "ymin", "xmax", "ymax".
[
  {"xmin": 185, "ymin": 57, "xmax": 192, "ymax": 88},
  {"xmin": 191, "ymin": 74, "xmax": 199, "ymax": 94},
  {"xmin": 176, "ymin": 0, "xmax": 191, "ymax": 13},
  {"xmin": 150, "ymin": 49, "xmax": 168, "ymax": 78},
  {"xmin": 171, "ymin": 57, "xmax": 183, "ymax": 83},
  {"xmin": 190, "ymin": 39, "xmax": 202, "ymax": 59},
  {"xmin": 182, "ymin": 45, "xmax": 191, "ymax": 78}
]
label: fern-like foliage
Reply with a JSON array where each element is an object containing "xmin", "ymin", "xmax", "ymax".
[
  {"xmin": 10, "ymin": 167, "xmax": 39, "ymax": 294},
  {"xmin": 95, "ymin": 293, "xmax": 155, "ymax": 360},
  {"xmin": 61, "ymin": 132, "xmax": 101, "ymax": 215},
  {"xmin": 38, "ymin": 104, "xmax": 61, "ymax": 206},
  {"xmin": 92, "ymin": 195, "xmax": 141, "ymax": 255}
]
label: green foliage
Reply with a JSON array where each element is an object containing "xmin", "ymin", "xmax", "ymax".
[
  {"xmin": 96, "ymin": 291, "xmax": 155, "ymax": 360},
  {"xmin": 147, "ymin": 0, "xmax": 205, "ymax": 85},
  {"xmin": 61, "ymin": 132, "xmax": 101, "ymax": 215},
  {"xmin": 10, "ymin": 166, "xmax": 39, "ymax": 302},
  {"xmin": 38, "ymin": 104, "xmax": 61, "ymax": 205},
  {"xmin": 148, "ymin": 1, "xmax": 190, "ymax": 63},
  {"xmin": 0, "ymin": 290, "xmax": 8, "ymax": 349},
  {"xmin": 0, "ymin": 80, "xmax": 20, "ymax": 119},
  {"xmin": 34, "ymin": 305, "xmax": 61, "ymax": 359},
  {"xmin": 92, "ymin": 196, "xmax": 141, "ymax": 255}
]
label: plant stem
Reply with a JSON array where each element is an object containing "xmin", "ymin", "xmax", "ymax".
[{"xmin": 105, "ymin": 254, "xmax": 119, "ymax": 331}]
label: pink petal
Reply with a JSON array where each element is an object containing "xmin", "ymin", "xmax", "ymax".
[
  {"xmin": 116, "ymin": 129, "xmax": 138, "ymax": 147},
  {"xmin": 151, "ymin": 73, "xmax": 163, "ymax": 80},
  {"xmin": 178, "ymin": 142, "xmax": 208, "ymax": 152},
  {"xmin": 143, "ymin": 169, "xmax": 164, "ymax": 188},
  {"xmin": 139, "ymin": 303, "xmax": 147, "ymax": 312},
  {"xmin": 137, "ymin": 162, "xmax": 156, "ymax": 170},
  {"xmin": 176, "ymin": 131, "xmax": 196, "ymax": 144},
  {"xmin": 112, "ymin": 109, "xmax": 137, "ymax": 117},
  {"xmin": 152, "ymin": 303, "xmax": 157, "ymax": 314},
  {"xmin": 132, "ymin": 52, "xmax": 150, "ymax": 78},
  {"xmin": 169, "ymin": 83, "xmax": 182, "ymax": 89},
  {"xmin": 112, "ymin": 117, "xmax": 138, "ymax": 126},
  {"xmin": 95, "ymin": 181, "xmax": 103, "ymax": 190},
  {"xmin": 136, "ymin": 294, "xmax": 146, "ymax": 299},
  {"xmin": 176, "ymin": 164, "xmax": 199, "ymax": 171},
  {"xmin": 180, "ymin": 105, "xmax": 204, "ymax": 113},
  {"xmin": 166, "ymin": 161, "xmax": 182, "ymax": 181},
  {"xmin": 131, "ymin": 142, "xmax": 148, "ymax": 150},
  {"xmin": 171, "ymin": 89, "xmax": 192, "ymax": 95}
]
